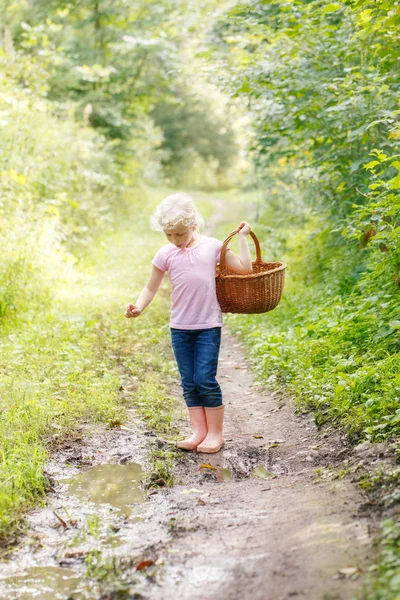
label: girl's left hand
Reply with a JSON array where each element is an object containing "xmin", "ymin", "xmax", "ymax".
[
  {"xmin": 238, "ymin": 221, "xmax": 251, "ymax": 236},
  {"xmin": 124, "ymin": 303, "xmax": 141, "ymax": 318}
]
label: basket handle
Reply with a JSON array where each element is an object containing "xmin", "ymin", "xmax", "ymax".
[{"xmin": 219, "ymin": 227, "xmax": 262, "ymax": 271}]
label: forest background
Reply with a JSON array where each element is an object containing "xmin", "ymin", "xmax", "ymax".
[{"xmin": 0, "ymin": 0, "xmax": 399, "ymax": 598}]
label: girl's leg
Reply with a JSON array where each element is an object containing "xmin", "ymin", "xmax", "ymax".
[
  {"xmin": 192, "ymin": 327, "xmax": 223, "ymax": 408},
  {"xmin": 177, "ymin": 407, "xmax": 207, "ymax": 450},
  {"xmin": 170, "ymin": 329, "xmax": 207, "ymax": 450},
  {"xmin": 197, "ymin": 406, "xmax": 224, "ymax": 454},
  {"xmin": 171, "ymin": 328, "xmax": 203, "ymax": 407},
  {"xmin": 193, "ymin": 328, "xmax": 224, "ymax": 453}
]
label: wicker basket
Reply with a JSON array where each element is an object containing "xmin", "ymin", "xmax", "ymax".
[{"xmin": 216, "ymin": 228, "xmax": 286, "ymax": 314}]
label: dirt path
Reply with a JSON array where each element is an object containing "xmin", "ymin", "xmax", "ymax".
[
  {"xmin": 0, "ymin": 197, "xmax": 381, "ymax": 600},
  {"xmin": 0, "ymin": 336, "xmax": 376, "ymax": 600},
  {"xmin": 145, "ymin": 335, "xmax": 374, "ymax": 600}
]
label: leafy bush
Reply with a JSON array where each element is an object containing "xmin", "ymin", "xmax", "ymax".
[
  {"xmin": 0, "ymin": 50, "xmax": 124, "ymax": 321},
  {"xmin": 210, "ymin": 0, "xmax": 399, "ymax": 442}
]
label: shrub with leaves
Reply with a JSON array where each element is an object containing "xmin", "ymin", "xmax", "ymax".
[{"xmin": 208, "ymin": 0, "xmax": 399, "ymax": 442}]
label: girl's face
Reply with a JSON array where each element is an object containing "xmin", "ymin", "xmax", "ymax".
[{"xmin": 164, "ymin": 224, "xmax": 197, "ymax": 248}]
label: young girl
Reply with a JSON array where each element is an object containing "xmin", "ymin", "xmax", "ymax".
[{"xmin": 125, "ymin": 193, "xmax": 252, "ymax": 454}]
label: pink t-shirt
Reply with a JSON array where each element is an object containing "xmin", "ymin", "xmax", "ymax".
[{"xmin": 152, "ymin": 236, "xmax": 223, "ymax": 330}]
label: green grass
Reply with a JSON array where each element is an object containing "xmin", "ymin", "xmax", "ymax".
[
  {"xmin": 359, "ymin": 520, "xmax": 400, "ymax": 600},
  {"xmin": 0, "ymin": 187, "xmax": 178, "ymax": 542},
  {"xmin": 144, "ymin": 446, "xmax": 178, "ymax": 489}
]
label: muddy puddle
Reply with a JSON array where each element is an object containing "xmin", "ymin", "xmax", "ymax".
[
  {"xmin": 66, "ymin": 462, "xmax": 146, "ymax": 517},
  {"xmin": 0, "ymin": 461, "xmax": 148, "ymax": 600},
  {"xmin": 3, "ymin": 566, "xmax": 87, "ymax": 600}
]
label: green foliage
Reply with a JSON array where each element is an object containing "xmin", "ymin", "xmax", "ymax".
[
  {"xmin": 0, "ymin": 50, "xmax": 126, "ymax": 321},
  {"xmin": 135, "ymin": 379, "xmax": 177, "ymax": 433},
  {"xmin": 144, "ymin": 447, "xmax": 177, "ymax": 489},
  {"xmin": 359, "ymin": 519, "xmax": 400, "ymax": 600},
  {"xmin": 0, "ymin": 308, "xmax": 126, "ymax": 538},
  {"xmin": 208, "ymin": 0, "xmax": 399, "ymax": 441},
  {"xmin": 0, "ymin": 195, "xmax": 175, "ymax": 541},
  {"xmin": 229, "ymin": 277, "xmax": 399, "ymax": 443},
  {"xmin": 207, "ymin": 3, "xmax": 400, "ymax": 593},
  {"xmin": 152, "ymin": 90, "xmax": 238, "ymax": 177},
  {"xmin": 209, "ymin": 0, "xmax": 400, "ymax": 275},
  {"xmin": 5, "ymin": 0, "xmax": 240, "ymax": 186}
]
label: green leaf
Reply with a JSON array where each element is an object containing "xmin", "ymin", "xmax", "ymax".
[
  {"xmin": 323, "ymin": 3, "xmax": 342, "ymax": 13},
  {"xmin": 388, "ymin": 174, "xmax": 400, "ymax": 190},
  {"xmin": 371, "ymin": 149, "xmax": 387, "ymax": 161},
  {"xmin": 359, "ymin": 9, "xmax": 374, "ymax": 24},
  {"xmin": 252, "ymin": 466, "xmax": 276, "ymax": 480},
  {"xmin": 364, "ymin": 161, "xmax": 380, "ymax": 170},
  {"xmin": 373, "ymin": 327, "xmax": 394, "ymax": 341}
]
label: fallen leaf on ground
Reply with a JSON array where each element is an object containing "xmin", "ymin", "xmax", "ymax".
[
  {"xmin": 216, "ymin": 468, "xmax": 233, "ymax": 482},
  {"xmin": 253, "ymin": 435, "xmax": 264, "ymax": 439},
  {"xmin": 32, "ymin": 533, "xmax": 48, "ymax": 540},
  {"xmin": 337, "ymin": 567, "xmax": 361, "ymax": 579},
  {"xmin": 64, "ymin": 551, "xmax": 86, "ymax": 559},
  {"xmin": 136, "ymin": 559, "xmax": 155, "ymax": 571},
  {"xmin": 197, "ymin": 499, "xmax": 206, "ymax": 505},
  {"xmin": 199, "ymin": 463, "xmax": 217, "ymax": 470},
  {"xmin": 252, "ymin": 466, "xmax": 277, "ymax": 480}
]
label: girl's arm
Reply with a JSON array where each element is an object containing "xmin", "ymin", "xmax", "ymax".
[
  {"xmin": 125, "ymin": 265, "xmax": 165, "ymax": 318},
  {"xmin": 223, "ymin": 222, "xmax": 253, "ymax": 274}
]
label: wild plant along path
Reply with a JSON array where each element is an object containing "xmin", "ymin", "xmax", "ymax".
[{"xmin": 0, "ymin": 198, "xmax": 376, "ymax": 600}]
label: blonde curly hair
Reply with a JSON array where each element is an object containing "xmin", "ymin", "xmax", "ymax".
[{"xmin": 150, "ymin": 193, "xmax": 204, "ymax": 232}]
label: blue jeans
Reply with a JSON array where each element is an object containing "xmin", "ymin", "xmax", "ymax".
[{"xmin": 171, "ymin": 327, "xmax": 223, "ymax": 408}]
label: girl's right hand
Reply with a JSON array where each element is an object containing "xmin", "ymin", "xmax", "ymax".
[
  {"xmin": 124, "ymin": 303, "xmax": 141, "ymax": 318},
  {"xmin": 238, "ymin": 221, "xmax": 251, "ymax": 235}
]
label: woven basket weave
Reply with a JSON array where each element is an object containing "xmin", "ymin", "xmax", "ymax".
[{"xmin": 216, "ymin": 228, "xmax": 286, "ymax": 314}]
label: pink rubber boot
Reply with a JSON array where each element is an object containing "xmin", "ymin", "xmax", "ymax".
[
  {"xmin": 177, "ymin": 407, "xmax": 208, "ymax": 450},
  {"xmin": 196, "ymin": 406, "xmax": 224, "ymax": 453}
]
